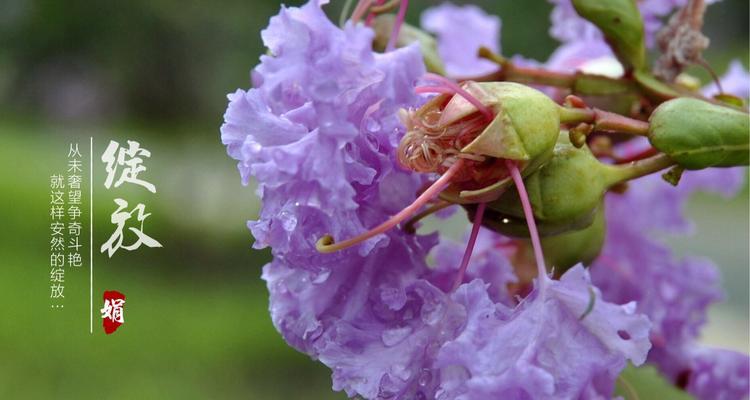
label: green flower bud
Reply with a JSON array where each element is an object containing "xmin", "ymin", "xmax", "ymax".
[
  {"xmin": 400, "ymin": 81, "xmax": 560, "ymax": 203},
  {"xmin": 540, "ymin": 205, "xmax": 606, "ymax": 272},
  {"xmin": 572, "ymin": 0, "xmax": 646, "ymax": 71},
  {"xmin": 482, "ymin": 133, "xmax": 610, "ymax": 236},
  {"xmin": 474, "ymin": 132, "xmax": 672, "ymax": 237},
  {"xmin": 464, "ymin": 202, "xmax": 605, "ymax": 272},
  {"xmin": 372, "ymin": 14, "xmax": 446, "ymax": 75},
  {"xmin": 648, "ymin": 98, "xmax": 750, "ymax": 169}
]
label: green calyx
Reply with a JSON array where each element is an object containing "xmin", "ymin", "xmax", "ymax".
[
  {"xmin": 476, "ymin": 132, "xmax": 673, "ymax": 237},
  {"xmin": 439, "ymin": 82, "xmax": 561, "ymax": 203},
  {"xmin": 648, "ymin": 98, "xmax": 750, "ymax": 169},
  {"xmin": 541, "ymin": 204, "xmax": 606, "ymax": 272},
  {"xmin": 572, "ymin": 0, "xmax": 646, "ymax": 71},
  {"xmin": 482, "ymin": 133, "xmax": 610, "ymax": 236},
  {"xmin": 372, "ymin": 14, "xmax": 445, "ymax": 75},
  {"xmin": 464, "ymin": 201, "xmax": 606, "ymax": 272}
]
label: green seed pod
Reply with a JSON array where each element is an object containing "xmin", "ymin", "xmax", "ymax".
[
  {"xmin": 648, "ymin": 98, "xmax": 750, "ymax": 169},
  {"xmin": 372, "ymin": 14, "xmax": 445, "ymax": 75},
  {"xmin": 572, "ymin": 0, "xmax": 646, "ymax": 71}
]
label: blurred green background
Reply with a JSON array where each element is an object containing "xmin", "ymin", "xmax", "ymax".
[{"xmin": 0, "ymin": 0, "xmax": 747, "ymax": 399}]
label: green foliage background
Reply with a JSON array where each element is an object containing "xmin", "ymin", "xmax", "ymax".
[{"xmin": 0, "ymin": 0, "xmax": 747, "ymax": 398}]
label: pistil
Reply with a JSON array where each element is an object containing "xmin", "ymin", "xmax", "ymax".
[{"xmin": 316, "ymin": 159, "xmax": 465, "ymax": 253}]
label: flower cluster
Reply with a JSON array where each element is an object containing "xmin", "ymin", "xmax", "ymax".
[{"xmin": 222, "ymin": 1, "xmax": 749, "ymax": 399}]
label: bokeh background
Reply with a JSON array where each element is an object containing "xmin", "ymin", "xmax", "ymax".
[{"xmin": 0, "ymin": 0, "xmax": 747, "ymax": 398}]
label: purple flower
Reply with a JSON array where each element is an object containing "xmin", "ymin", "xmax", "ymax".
[
  {"xmin": 588, "ymin": 151, "xmax": 748, "ymax": 396},
  {"xmin": 687, "ymin": 347, "xmax": 750, "ymax": 400},
  {"xmin": 222, "ymin": 2, "xmax": 451, "ymax": 397},
  {"xmin": 544, "ymin": 39, "xmax": 618, "ymax": 75},
  {"xmin": 421, "ymin": 3, "xmax": 501, "ymax": 78},
  {"xmin": 548, "ymin": 0, "xmax": 602, "ymax": 44},
  {"xmin": 222, "ymin": 2, "xmax": 657, "ymax": 399},
  {"xmin": 430, "ymin": 228, "xmax": 518, "ymax": 305},
  {"xmin": 433, "ymin": 266, "xmax": 650, "ymax": 399},
  {"xmin": 702, "ymin": 59, "xmax": 750, "ymax": 99}
]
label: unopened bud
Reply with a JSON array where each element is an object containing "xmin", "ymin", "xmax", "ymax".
[
  {"xmin": 648, "ymin": 98, "xmax": 749, "ymax": 169},
  {"xmin": 572, "ymin": 0, "xmax": 646, "ymax": 71}
]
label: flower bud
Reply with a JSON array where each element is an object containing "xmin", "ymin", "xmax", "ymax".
[
  {"xmin": 481, "ymin": 133, "xmax": 611, "ymax": 237},
  {"xmin": 648, "ymin": 98, "xmax": 750, "ymax": 169},
  {"xmin": 400, "ymin": 81, "xmax": 560, "ymax": 203},
  {"xmin": 572, "ymin": 0, "xmax": 646, "ymax": 71},
  {"xmin": 541, "ymin": 205, "xmax": 605, "ymax": 271},
  {"xmin": 465, "ymin": 202, "xmax": 605, "ymax": 271}
]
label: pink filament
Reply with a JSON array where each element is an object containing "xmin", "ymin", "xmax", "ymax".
[
  {"xmin": 365, "ymin": 0, "xmax": 385, "ymax": 26},
  {"xmin": 351, "ymin": 0, "xmax": 373, "ymax": 23},
  {"xmin": 423, "ymin": 73, "xmax": 494, "ymax": 121},
  {"xmin": 452, "ymin": 202, "xmax": 487, "ymax": 291},
  {"xmin": 318, "ymin": 159, "xmax": 465, "ymax": 253},
  {"xmin": 505, "ymin": 160, "xmax": 548, "ymax": 293},
  {"xmin": 386, "ymin": 0, "xmax": 409, "ymax": 52},
  {"xmin": 414, "ymin": 86, "xmax": 456, "ymax": 95}
]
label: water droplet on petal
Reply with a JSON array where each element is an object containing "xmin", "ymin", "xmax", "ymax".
[
  {"xmin": 312, "ymin": 269, "xmax": 331, "ymax": 284},
  {"xmin": 421, "ymin": 302, "xmax": 445, "ymax": 326},
  {"xmin": 418, "ymin": 369, "xmax": 432, "ymax": 387},
  {"xmin": 279, "ymin": 211, "xmax": 297, "ymax": 231},
  {"xmin": 381, "ymin": 326, "xmax": 413, "ymax": 347},
  {"xmin": 366, "ymin": 118, "xmax": 381, "ymax": 133}
]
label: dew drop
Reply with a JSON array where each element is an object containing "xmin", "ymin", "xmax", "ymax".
[
  {"xmin": 418, "ymin": 369, "xmax": 432, "ymax": 387},
  {"xmin": 421, "ymin": 302, "xmax": 446, "ymax": 326},
  {"xmin": 312, "ymin": 269, "xmax": 331, "ymax": 284},
  {"xmin": 366, "ymin": 118, "xmax": 381, "ymax": 133},
  {"xmin": 381, "ymin": 326, "xmax": 413, "ymax": 347},
  {"xmin": 279, "ymin": 210, "xmax": 297, "ymax": 231}
]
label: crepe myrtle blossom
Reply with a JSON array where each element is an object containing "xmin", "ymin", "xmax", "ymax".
[
  {"xmin": 221, "ymin": 1, "xmax": 749, "ymax": 399},
  {"xmin": 588, "ymin": 151, "xmax": 750, "ymax": 399},
  {"xmin": 221, "ymin": 1, "xmax": 656, "ymax": 399},
  {"xmin": 420, "ymin": 3, "xmax": 501, "ymax": 78}
]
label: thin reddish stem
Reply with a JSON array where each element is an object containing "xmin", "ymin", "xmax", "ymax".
[
  {"xmin": 386, "ymin": 0, "xmax": 408, "ymax": 52},
  {"xmin": 423, "ymin": 73, "xmax": 494, "ymax": 121},
  {"xmin": 505, "ymin": 160, "xmax": 548, "ymax": 293},
  {"xmin": 365, "ymin": 0, "xmax": 386, "ymax": 26},
  {"xmin": 316, "ymin": 159, "xmax": 465, "ymax": 253},
  {"xmin": 452, "ymin": 202, "xmax": 487, "ymax": 291},
  {"xmin": 350, "ymin": 0, "xmax": 373, "ymax": 23},
  {"xmin": 614, "ymin": 146, "xmax": 658, "ymax": 164}
]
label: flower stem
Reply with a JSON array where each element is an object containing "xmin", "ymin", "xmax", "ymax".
[
  {"xmin": 316, "ymin": 159, "xmax": 465, "ymax": 253},
  {"xmin": 404, "ymin": 200, "xmax": 452, "ymax": 234},
  {"xmin": 474, "ymin": 47, "xmax": 634, "ymax": 96},
  {"xmin": 385, "ymin": 0, "xmax": 408, "ymax": 52},
  {"xmin": 558, "ymin": 106, "xmax": 650, "ymax": 136},
  {"xmin": 605, "ymin": 153, "xmax": 676, "ymax": 186},
  {"xmin": 339, "ymin": 0, "xmax": 355, "ymax": 27},
  {"xmin": 452, "ymin": 202, "xmax": 486, "ymax": 291},
  {"xmin": 350, "ymin": 0, "xmax": 373, "ymax": 24},
  {"xmin": 506, "ymin": 160, "xmax": 548, "ymax": 294}
]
